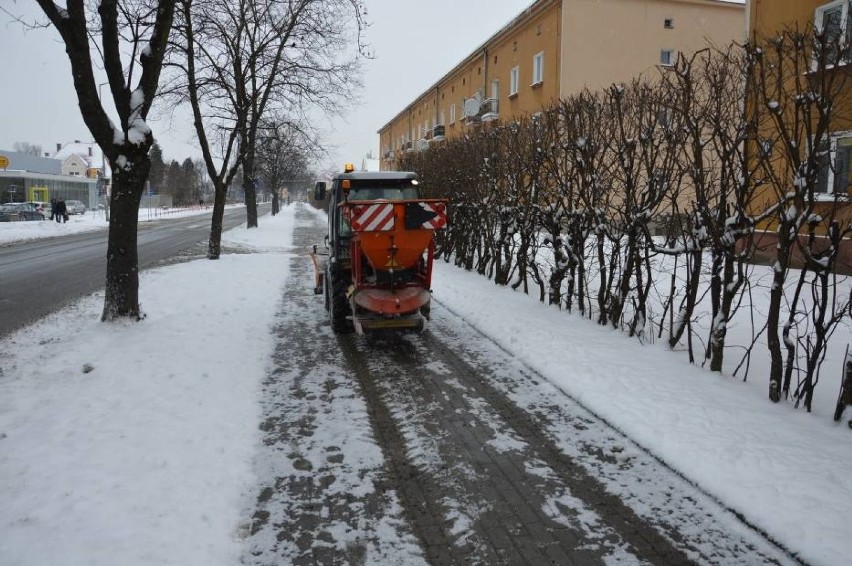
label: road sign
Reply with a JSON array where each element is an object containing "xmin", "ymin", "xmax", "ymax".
[{"xmin": 0, "ymin": 155, "xmax": 9, "ymax": 169}]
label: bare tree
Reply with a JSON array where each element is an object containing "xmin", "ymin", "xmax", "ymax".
[
  {"xmin": 168, "ymin": 0, "xmax": 366, "ymax": 260},
  {"xmin": 13, "ymin": 142, "xmax": 44, "ymax": 156},
  {"xmin": 33, "ymin": 0, "xmax": 176, "ymax": 321},
  {"xmin": 254, "ymin": 117, "xmax": 316, "ymax": 209},
  {"xmin": 658, "ymin": 46, "xmax": 757, "ymax": 370},
  {"xmin": 556, "ymin": 91, "xmax": 612, "ymax": 318},
  {"xmin": 604, "ymin": 80, "xmax": 681, "ymax": 337},
  {"xmin": 238, "ymin": 0, "xmax": 367, "ymax": 229},
  {"xmin": 748, "ymin": 27, "xmax": 850, "ymax": 402}
]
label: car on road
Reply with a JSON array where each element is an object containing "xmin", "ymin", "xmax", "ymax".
[
  {"xmin": 0, "ymin": 203, "xmax": 46, "ymax": 222},
  {"xmin": 65, "ymin": 200, "xmax": 87, "ymax": 215}
]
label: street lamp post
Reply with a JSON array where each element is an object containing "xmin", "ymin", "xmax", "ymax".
[{"xmin": 98, "ymin": 81, "xmax": 110, "ymax": 221}]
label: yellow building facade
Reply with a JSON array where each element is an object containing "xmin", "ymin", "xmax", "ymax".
[
  {"xmin": 748, "ymin": 0, "xmax": 852, "ymax": 270},
  {"xmin": 378, "ymin": 0, "xmax": 745, "ymax": 170}
]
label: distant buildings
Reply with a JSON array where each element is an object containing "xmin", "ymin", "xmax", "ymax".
[
  {"xmin": 378, "ymin": 0, "xmax": 745, "ymax": 170},
  {"xmin": 0, "ymin": 141, "xmax": 106, "ymax": 208},
  {"xmin": 53, "ymin": 141, "xmax": 105, "ymax": 179}
]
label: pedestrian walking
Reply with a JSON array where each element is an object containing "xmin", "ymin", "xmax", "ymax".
[
  {"xmin": 49, "ymin": 198, "xmax": 56, "ymax": 221},
  {"xmin": 55, "ymin": 199, "xmax": 67, "ymax": 224}
]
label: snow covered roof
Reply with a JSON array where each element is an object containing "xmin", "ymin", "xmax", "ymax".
[
  {"xmin": 53, "ymin": 141, "xmax": 98, "ymax": 167},
  {"xmin": 0, "ymin": 149, "xmax": 62, "ymax": 175}
]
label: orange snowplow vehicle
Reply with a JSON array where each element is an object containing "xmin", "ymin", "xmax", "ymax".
[{"xmin": 312, "ymin": 164, "xmax": 448, "ymax": 334}]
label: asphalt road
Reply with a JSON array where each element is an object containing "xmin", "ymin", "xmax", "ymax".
[{"xmin": 0, "ymin": 205, "xmax": 262, "ymax": 337}]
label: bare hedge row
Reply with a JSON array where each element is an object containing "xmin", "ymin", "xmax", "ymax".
[{"xmin": 400, "ymin": 31, "xmax": 852, "ymax": 411}]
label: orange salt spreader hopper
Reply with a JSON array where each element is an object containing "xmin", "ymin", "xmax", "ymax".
[{"xmin": 343, "ymin": 196, "xmax": 448, "ymax": 333}]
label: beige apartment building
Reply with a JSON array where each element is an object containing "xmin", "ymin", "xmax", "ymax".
[
  {"xmin": 747, "ymin": 0, "xmax": 852, "ymax": 270},
  {"xmin": 378, "ymin": 0, "xmax": 745, "ymax": 170}
]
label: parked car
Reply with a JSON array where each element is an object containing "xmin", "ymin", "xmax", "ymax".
[
  {"xmin": 26, "ymin": 201, "xmax": 50, "ymax": 215},
  {"xmin": 65, "ymin": 200, "xmax": 87, "ymax": 215},
  {"xmin": 0, "ymin": 203, "xmax": 45, "ymax": 222},
  {"xmin": 0, "ymin": 204, "xmax": 16, "ymax": 222}
]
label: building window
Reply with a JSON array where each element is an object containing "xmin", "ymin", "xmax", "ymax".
[
  {"xmin": 664, "ymin": 18, "xmax": 674, "ymax": 29},
  {"xmin": 510, "ymin": 66, "xmax": 519, "ymax": 96},
  {"xmin": 439, "ymin": 110, "xmax": 445, "ymax": 125},
  {"xmin": 450, "ymin": 104, "xmax": 456, "ymax": 124},
  {"xmin": 660, "ymin": 49, "xmax": 675, "ymax": 66},
  {"xmin": 817, "ymin": 132, "xmax": 852, "ymax": 196},
  {"xmin": 491, "ymin": 80, "xmax": 499, "ymax": 101},
  {"xmin": 815, "ymin": 1, "xmax": 852, "ymax": 65},
  {"xmin": 532, "ymin": 52, "xmax": 544, "ymax": 86}
]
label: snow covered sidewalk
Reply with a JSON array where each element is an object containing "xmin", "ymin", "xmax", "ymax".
[{"xmin": 0, "ymin": 207, "xmax": 293, "ymax": 565}]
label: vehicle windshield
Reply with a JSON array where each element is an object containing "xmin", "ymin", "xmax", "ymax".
[{"xmin": 349, "ymin": 186, "xmax": 419, "ymax": 201}]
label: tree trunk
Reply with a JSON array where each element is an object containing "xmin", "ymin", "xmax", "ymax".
[
  {"xmin": 767, "ymin": 231, "xmax": 791, "ymax": 403},
  {"xmin": 709, "ymin": 251, "xmax": 739, "ymax": 372},
  {"xmin": 610, "ymin": 231, "xmax": 637, "ymax": 328},
  {"xmin": 669, "ymin": 249, "xmax": 702, "ymax": 349},
  {"xmin": 596, "ymin": 232, "xmax": 609, "ymax": 325},
  {"xmin": 101, "ymin": 155, "xmax": 149, "ymax": 321},
  {"xmin": 243, "ymin": 144, "xmax": 258, "ymax": 228},
  {"xmin": 208, "ymin": 186, "xmax": 228, "ymax": 259}
]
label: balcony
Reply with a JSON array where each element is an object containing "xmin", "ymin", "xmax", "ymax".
[
  {"xmin": 383, "ymin": 150, "xmax": 395, "ymax": 160},
  {"xmin": 402, "ymin": 141, "xmax": 415, "ymax": 153},
  {"xmin": 481, "ymin": 98, "xmax": 499, "ymax": 122},
  {"xmin": 432, "ymin": 124, "xmax": 446, "ymax": 141}
]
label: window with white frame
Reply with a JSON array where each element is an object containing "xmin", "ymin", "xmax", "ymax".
[
  {"xmin": 660, "ymin": 49, "xmax": 675, "ymax": 66},
  {"xmin": 532, "ymin": 52, "xmax": 544, "ymax": 85},
  {"xmin": 450, "ymin": 103, "xmax": 456, "ymax": 123},
  {"xmin": 815, "ymin": 1, "xmax": 852, "ymax": 65},
  {"xmin": 439, "ymin": 110, "xmax": 445, "ymax": 125},
  {"xmin": 510, "ymin": 66, "xmax": 520, "ymax": 96},
  {"xmin": 816, "ymin": 131, "xmax": 852, "ymax": 196}
]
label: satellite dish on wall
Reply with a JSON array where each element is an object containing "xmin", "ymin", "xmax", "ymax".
[{"xmin": 463, "ymin": 98, "xmax": 481, "ymax": 118}]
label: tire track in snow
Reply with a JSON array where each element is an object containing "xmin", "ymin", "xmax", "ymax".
[{"xmin": 344, "ymin": 331, "xmax": 687, "ymax": 565}]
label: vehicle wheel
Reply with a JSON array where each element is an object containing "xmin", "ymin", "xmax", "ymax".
[
  {"xmin": 420, "ymin": 299, "xmax": 431, "ymax": 320},
  {"xmin": 329, "ymin": 268, "xmax": 354, "ymax": 334}
]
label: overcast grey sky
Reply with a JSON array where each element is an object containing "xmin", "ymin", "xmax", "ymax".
[{"xmin": 0, "ymin": 0, "xmax": 535, "ymax": 173}]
